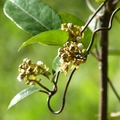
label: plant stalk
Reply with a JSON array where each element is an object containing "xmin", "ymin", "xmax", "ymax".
[
  {"xmin": 99, "ymin": 0, "xmax": 118, "ymax": 120},
  {"xmin": 99, "ymin": 26, "xmax": 109, "ymax": 120}
]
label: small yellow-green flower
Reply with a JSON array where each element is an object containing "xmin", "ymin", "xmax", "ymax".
[
  {"xmin": 58, "ymin": 23, "xmax": 87, "ymax": 75},
  {"xmin": 17, "ymin": 58, "xmax": 51, "ymax": 85}
]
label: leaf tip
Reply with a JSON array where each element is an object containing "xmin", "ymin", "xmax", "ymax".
[
  {"xmin": 18, "ymin": 42, "xmax": 27, "ymax": 52},
  {"xmin": 7, "ymin": 101, "xmax": 14, "ymax": 110},
  {"xmin": 7, "ymin": 105, "xmax": 11, "ymax": 110},
  {"xmin": 18, "ymin": 47, "xmax": 22, "ymax": 52}
]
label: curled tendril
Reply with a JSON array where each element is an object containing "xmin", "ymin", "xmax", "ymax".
[
  {"xmin": 81, "ymin": 0, "xmax": 108, "ymax": 34},
  {"xmin": 86, "ymin": 7, "xmax": 120, "ymax": 54},
  {"xmin": 47, "ymin": 68, "xmax": 76, "ymax": 114}
]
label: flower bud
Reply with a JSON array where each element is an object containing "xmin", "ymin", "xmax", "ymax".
[
  {"xmin": 67, "ymin": 23, "xmax": 73, "ymax": 29},
  {"xmin": 76, "ymin": 36, "xmax": 82, "ymax": 41},
  {"xmin": 37, "ymin": 61, "xmax": 43, "ymax": 66},
  {"xmin": 61, "ymin": 53, "xmax": 68, "ymax": 59},
  {"xmin": 23, "ymin": 58, "xmax": 29, "ymax": 63},
  {"xmin": 26, "ymin": 59, "xmax": 31, "ymax": 65},
  {"xmin": 77, "ymin": 43, "xmax": 83, "ymax": 50},
  {"xmin": 69, "ymin": 44, "xmax": 75, "ymax": 52},
  {"xmin": 61, "ymin": 23, "xmax": 67, "ymax": 30},
  {"xmin": 58, "ymin": 48, "xmax": 64, "ymax": 56},
  {"xmin": 17, "ymin": 73, "xmax": 25, "ymax": 82},
  {"xmin": 82, "ymin": 49, "xmax": 87, "ymax": 56}
]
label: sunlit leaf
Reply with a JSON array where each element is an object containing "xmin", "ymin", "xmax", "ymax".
[
  {"xmin": 19, "ymin": 30, "xmax": 69, "ymax": 50},
  {"xmin": 8, "ymin": 87, "xmax": 40, "ymax": 109},
  {"xmin": 4, "ymin": 0, "xmax": 62, "ymax": 35},
  {"xmin": 52, "ymin": 55, "xmax": 61, "ymax": 74}
]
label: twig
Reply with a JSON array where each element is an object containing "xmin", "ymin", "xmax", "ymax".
[
  {"xmin": 47, "ymin": 68, "xmax": 76, "ymax": 114},
  {"xmin": 86, "ymin": 0, "xmax": 104, "ymax": 16},
  {"xmin": 86, "ymin": 7, "xmax": 120, "ymax": 53},
  {"xmin": 107, "ymin": 77, "xmax": 120, "ymax": 102},
  {"xmin": 30, "ymin": 80, "xmax": 51, "ymax": 93},
  {"xmin": 81, "ymin": 0, "xmax": 108, "ymax": 34},
  {"xmin": 86, "ymin": 0, "xmax": 96, "ymax": 13},
  {"xmin": 90, "ymin": 51, "xmax": 100, "ymax": 61}
]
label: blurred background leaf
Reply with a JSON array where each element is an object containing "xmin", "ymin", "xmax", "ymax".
[{"xmin": 0, "ymin": 0, "xmax": 120, "ymax": 120}]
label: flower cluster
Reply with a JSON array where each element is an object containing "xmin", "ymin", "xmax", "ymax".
[
  {"xmin": 17, "ymin": 58, "xmax": 51, "ymax": 85},
  {"xmin": 61, "ymin": 23, "xmax": 84, "ymax": 42},
  {"xmin": 58, "ymin": 23, "xmax": 87, "ymax": 74}
]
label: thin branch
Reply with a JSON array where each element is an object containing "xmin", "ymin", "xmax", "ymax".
[
  {"xmin": 90, "ymin": 51, "xmax": 100, "ymax": 61},
  {"xmin": 113, "ymin": 0, "xmax": 120, "ymax": 5},
  {"xmin": 30, "ymin": 80, "xmax": 51, "ymax": 93},
  {"xmin": 81, "ymin": 0, "xmax": 108, "ymax": 34},
  {"xmin": 107, "ymin": 77, "xmax": 120, "ymax": 102},
  {"xmin": 51, "ymin": 71, "xmax": 60, "ymax": 95},
  {"xmin": 86, "ymin": 0, "xmax": 95, "ymax": 13},
  {"xmin": 86, "ymin": 0, "xmax": 103, "ymax": 16},
  {"xmin": 47, "ymin": 68, "xmax": 76, "ymax": 114},
  {"xmin": 87, "ymin": 7, "xmax": 120, "ymax": 53},
  {"xmin": 39, "ymin": 90, "xmax": 49, "ymax": 94}
]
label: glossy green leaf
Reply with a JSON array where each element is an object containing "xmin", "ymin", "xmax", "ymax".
[
  {"xmin": 60, "ymin": 12, "xmax": 93, "ymax": 49},
  {"xmin": 8, "ymin": 87, "xmax": 40, "ymax": 109},
  {"xmin": 52, "ymin": 55, "xmax": 61, "ymax": 74},
  {"xmin": 19, "ymin": 30, "xmax": 69, "ymax": 50},
  {"xmin": 4, "ymin": 0, "xmax": 62, "ymax": 35}
]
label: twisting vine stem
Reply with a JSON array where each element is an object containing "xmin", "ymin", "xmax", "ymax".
[
  {"xmin": 98, "ymin": 1, "xmax": 119, "ymax": 120},
  {"xmin": 47, "ymin": 68, "xmax": 76, "ymax": 114},
  {"xmin": 32, "ymin": 1, "xmax": 120, "ymax": 117},
  {"xmin": 86, "ymin": 0, "xmax": 96, "ymax": 13},
  {"xmin": 84, "ymin": 1, "xmax": 120, "ymax": 120},
  {"xmin": 81, "ymin": 0, "xmax": 108, "ymax": 34},
  {"xmin": 46, "ymin": 1, "xmax": 120, "ymax": 116},
  {"xmin": 107, "ymin": 78, "xmax": 120, "ymax": 103},
  {"xmin": 86, "ymin": 0, "xmax": 104, "ymax": 17},
  {"xmin": 86, "ymin": 7, "xmax": 120, "ymax": 54}
]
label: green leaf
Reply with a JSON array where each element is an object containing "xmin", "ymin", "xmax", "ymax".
[
  {"xmin": 19, "ymin": 30, "xmax": 69, "ymax": 50},
  {"xmin": 52, "ymin": 56, "xmax": 61, "ymax": 74},
  {"xmin": 82, "ymin": 28, "xmax": 92, "ymax": 49},
  {"xmin": 8, "ymin": 87, "xmax": 40, "ymax": 109},
  {"xmin": 59, "ymin": 12, "xmax": 85, "ymax": 26},
  {"xmin": 95, "ymin": 0, "xmax": 105, "ymax": 3},
  {"xmin": 60, "ymin": 12, "xmax": 93, "ymax": 49},
  {"xmin": 4, "ymin": 0, "xmax": 62, "ymax": 35}
]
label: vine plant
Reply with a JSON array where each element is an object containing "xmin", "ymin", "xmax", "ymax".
[{"xmin": 3, "ymin": 0, "xmax": 120, "ymax": 120}]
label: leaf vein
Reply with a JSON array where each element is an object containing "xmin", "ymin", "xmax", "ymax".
[{"xmin": 10, "ymin": 0, "xmax": 50, "ymax": 30}]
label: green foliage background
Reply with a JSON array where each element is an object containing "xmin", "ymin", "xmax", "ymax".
[{"xmin": 0, "ymin": 0, "xmax": 120, "ymax": 120}]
